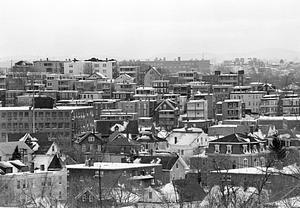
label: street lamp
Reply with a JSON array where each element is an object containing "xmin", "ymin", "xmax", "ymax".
[{"xmin": 95, "ymin": 169, "xmax": 104, "ymax": 208}]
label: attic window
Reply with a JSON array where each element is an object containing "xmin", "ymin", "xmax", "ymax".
[{"xmin": 88, "ymin": 136, "xmax": 95, "ymax": 142}]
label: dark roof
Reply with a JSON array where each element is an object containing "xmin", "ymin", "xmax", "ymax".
[
  {"xmin": 138, "ymin": 154, "xmax": 179, "ymax": 170},
  {"xmin": 0, "ymin": 141, "xmax": 33, "ymax": 155},
  {"xmin": 8, "ymin": 132, "xmax": 54, "ymax": 154},
  {"xmin": 210, "ymin": 133, "xmax": 261, "ymax": 143},
  {"xmin": 75, "ymin": 132, "xmax": 105, "ymax": 144},
  {"xmin": 96, "ymin": 120, "xmax": 139, "ymax": 136},
  {"xmin": 107, "ymin": 133, "xmax": 139, "ymax": 147}
]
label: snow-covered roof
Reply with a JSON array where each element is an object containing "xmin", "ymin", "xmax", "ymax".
[{"xmin": 67, "ymin": 162, "xmax": 161, "ymax": 170}]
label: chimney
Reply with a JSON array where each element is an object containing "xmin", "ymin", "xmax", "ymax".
[
  {"xmin": 178, "ymin": 57, "xmax": 181, "ymax": 62},
  {"xmin": 46, "ymin": 58, "xmax": 49, "ymax": 61}
]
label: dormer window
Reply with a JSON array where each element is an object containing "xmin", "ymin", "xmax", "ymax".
[
  {"xmin": 214, "ymin": 145, "xmax": 220, "ymax": 153},
  {"xmin": 226, "ymin": 145, "xmax": 232, "ymax": 154}
]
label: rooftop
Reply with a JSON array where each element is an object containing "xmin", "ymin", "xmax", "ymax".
[
  {"xmin": 0, "ymin": 106, "xmax": 93, "ymax": 111},
  {"xmin": 66, "ymin": 162, "xmax": 161, "ymax": 170}
]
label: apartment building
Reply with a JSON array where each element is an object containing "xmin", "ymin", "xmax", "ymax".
[
  {"xmin": 202, "ymin": 70, "xmax": 244, "ymax": 86},
  {"xmin": 260, "ymin": 94, "xmax": 281, "ymax": 116},
  {"xmin": 186, "ymin": 99, "xmax": 208, "ymax": 120},
  {"xmin": 119, "ymin": 66, "xmax": 140, "ymax": 81},
  {"xmin": 33, "ymin": 59, "xmax": 64, "ymax": 74},
  {"xmin": 143, "ymin": 58, "xmax": 210, "ymax": 73},
  {"xmin": 133, "ymin": 87, "xmax": 159, "ymax": 101},
  {"xmin": 64, "ymin": 60, "xmax": 93, "ymax": 75},
  {"xmin": 282, "ymin": 94, "xmax": 300, "ymax": 116},
  {"xmin": 230, "ymin": 89, "xmax": 266, "ymax": 114},
  {"xmin": 217, "ymin": 99, "xmax": 244, "ymax": 120},
  {"xmin": 152, "ymin": 80, "xmax": 169, "ymax": 94},
  {"xmin": 0, "ymin": 105, "xmax": 94, "ymax": 142}
]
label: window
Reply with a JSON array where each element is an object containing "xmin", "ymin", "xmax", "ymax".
[
  {"xmin": 88, "ymin": 136, "xmax": 95, "ymax": 142},
  {"xmin": 59, "ymin": 191, "xmax": 62, "ymax": 199},
  {"xmin": 176, "ymin": 163, "xmax": 179, "ymax": 168},
  {"xmin": 89, "ymin": 195, "xmax": 93, "ymax": 202},
  {"xmin": 17, "ymin": 180, "xmax": 20, "ymax": 189},
  {"xmin": 181, "ymin": 150, "xmax": 184, "ymax": 155},
  {"xmin": 82, "ymin": 144, "xmax": 86, "ymax": 152},
  {"xmin": 59, "ymin": 176, "xmax": 62, "ymax": 184},
  {"xmin": 82, "ymin": 194, "xmax": 87, "ymax": 202},
  {"xmin": 243, "ymin": 158, "xmax": 248, "ymax": 168},
  {"xmin": 259, "ymin": 143, "xmax": 265, "ymax": 152},
  {"xmin": 149, "ymin": 191, "xmax": 152, "ymax": 199},
  {"xmin": 103, "ymin": 63, "xmax": 107, "ymax": 67},
  {"xmin": 226, "ymin": 145, "xmax": 232, "ymax": 154},
  {"xmin": 97, "ymin": 145, "xmax": 102, "ymax": 152},
  {"xmin": 243, "ymin": 145, "xmax": 248, "ymax": 154},
  {"xmin": 214, "ymin": 145, "xmax": 220, "ymax": 153}
]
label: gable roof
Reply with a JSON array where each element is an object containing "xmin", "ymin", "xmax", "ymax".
[
  {"xmin": 75, "ymin": 132, "xmax": 104, "ymax": 144},
  {"xmin": 33, "ymin": 154, "xmax": 64, "ymax": 170},
  {"xmin": 87, "ymin": 72, "xmax": 106, "ymax": 80},
  {"xmin": 138, "ymin": 154, "xmax": 179, "ymax": 170},
  {"xmin": 210, "ymin": 133, "xmax": 262, "ymax": 144},
  {"xmin": 115, "ymin": 74, "xmax": 134, "ymax": 82},
  {"xmin": 0, "ymin": 141, "xmax": 33, "ymax": 155},
  {"xmin": 96, "ymin": 120, "xmax": 139, "ymax": 136},
  {"xmin": 107, "ymin": 133, "xmax": 139, "ymax": 147},
  {"xmin": 8, "ymin": 132, "xmax": 51, "ymax": 153},
  {"xmin": 147, "ymin": 67, "xmax": 161, "ymax": 76},
  {"xmin": 75, "ymin": 187, "xmax": 99, "ymax": 201},
  {"xmin": 155, "ymin": 99, "xmax": 177, "ymax": 111}
]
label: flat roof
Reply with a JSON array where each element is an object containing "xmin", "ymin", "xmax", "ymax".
[
  {"xmin": 67, "ymin": 162, "xmax": 161, "ymax": 170},
  {"xmin": 0, "ymin": 106, "xmax": 93, "ymax": 111}
]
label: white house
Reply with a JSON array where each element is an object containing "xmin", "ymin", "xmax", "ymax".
[{"xmin": 166, "ymin": 127, "xmax": 209, "ymax": 160}]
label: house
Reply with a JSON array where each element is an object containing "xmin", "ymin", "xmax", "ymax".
[
  {"xmin": 0, "ymin": 141, "xmax": 33, "ymax": 164},
  {"xmin": 95, "ymin": 119, "xmax": 139, "ymax": 138},
  {"xmin": 136, "ymin": 153, "xmax": 189, "ymax": 184},
  {"xmin": 74, "ymin": 132, "xmax": 106, "ymax": 162},
  {"xmin": 144, "ymin": 67, "xmax": 162, "ymax": 87},
  {"xmin": 208, "ymin": 164, "xmax": 300, "ymax": 202},
  {"xmin": 136, "ymin": 126, "xmax": 168, "ymax": 155},
  {"xmin": 105, "ymin": 132, "xmax": 140, "ymax": 160},
  {"xmin": 32, "ymin": 154, "xmax": 64, "ymax": 171},
  {"xmin": 67, "ymin": 161, "xmax": 163, "ymax": 205},
  {"xmin": 0, "ymin": 168, "xmax": 67, "ymax": 207},
  {"xmin": 165, "ymin": 127, "xmax": 209, "ymax": 161},
  {"xmin": 74, "ymin": 187, "xmax": 113, "ymax": 208},
  {"xmin": 114, "ymin": 73, "xmax": 135, "ymax": 83},
  {"xmin": 154, "ymin": 99, "xmax": 179, "ymax": 131},
  {"xmin": 87, "ymin": 72, "xmax": 107, "ymax": 80},
  {"xmin": 206, "ymin": 133, "xmax": 269, "ymax": 170}
]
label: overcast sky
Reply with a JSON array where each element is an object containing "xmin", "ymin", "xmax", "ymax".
[{"xmin": 0, "ymin": 0, "xmax": 300, "ymax": 61}]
